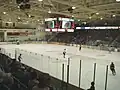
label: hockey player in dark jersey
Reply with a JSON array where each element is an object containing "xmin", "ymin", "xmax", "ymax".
[
  {"xmin": 18, "ymin": 54, "xmax": 22, "ymax": 62},
  {"xmin": 63, "ymin": 49, "xmax": 66, "ymax": 58},
  {"xmin": 110, "ymin": 62, "xmax": 116, "ymax": 75},
  {"xmin": 79, "ymin": 45, "xmax": 81, "ymax": 51},
  {"xmin": 17, "ymin": 40, "xmax": 20, "ymax": 45}
]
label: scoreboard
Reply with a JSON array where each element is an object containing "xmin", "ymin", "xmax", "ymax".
[{"xmin": 45, "ymin": 18, "xmax": 75, "ymax": 32}]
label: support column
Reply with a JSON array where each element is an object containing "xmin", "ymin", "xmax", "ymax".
[{"xmin": 4, "ymin": 31, "xmax": 7, "ymax": 41}]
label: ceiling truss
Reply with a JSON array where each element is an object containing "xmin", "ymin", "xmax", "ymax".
[{"xmin": 0, "ymin": 0, "xmax": 120, "ymax": 24}]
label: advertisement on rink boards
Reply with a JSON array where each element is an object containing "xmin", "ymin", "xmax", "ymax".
[{"xmin": 76, "ymin": 26, "xmax": 119, "ymax": 30}]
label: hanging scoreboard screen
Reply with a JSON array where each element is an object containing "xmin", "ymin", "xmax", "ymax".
[
  {"xmin": 45, "ymin": 18, "xmax": 75, "ymax": 32},
  {"xmin": 59, "ymin": 18, "xmax": 74, "ymax": 29},
  {"xmin": 45, "ymin": 18, "xmax": 56, "ymax": 29}
]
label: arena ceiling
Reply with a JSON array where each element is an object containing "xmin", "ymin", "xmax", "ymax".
[{"xmin": 0, "ymin": 0, "xmax": 120, "ymax": 24}]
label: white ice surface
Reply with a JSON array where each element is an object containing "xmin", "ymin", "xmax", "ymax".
[{"xmin": 0, "ymin": 44, "xmax": 120, "ymax": 90}]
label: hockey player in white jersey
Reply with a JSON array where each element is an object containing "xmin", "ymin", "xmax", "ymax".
[
  {"xmin": 17, "ymin": 40, "xmax": 20, "ymax": 45},
  {"xmin": 63, "ymin": 49, "xmax": 66, "ymax": 58}
]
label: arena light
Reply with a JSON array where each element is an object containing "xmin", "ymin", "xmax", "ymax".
[
  {"xmin": 28, "ymin": 15, "xmax": 31, "ymax": 18},
  {"xmin": 72, "ymin": 6, "xmax": 76, "ymax": 9},
  {"xmin": 3, "ymin": 12, "xmax": 6, "ymax": 14},
  {"xmin": 72, "ymin": 15, "xmax": 74, "ymax": 17},
  {"xmin": 100, "ymin": 17, "xmax": 103, "ymax": 20},
  {"xmin": 48, "ymin": 10, "xmax": 51, "ymax": 13},
  {"xmin": 116, "ymin": 0, "xmax": 120, "ymax": 2},
  {"xmin": 96, "ymin": 12, "xmax": 99, "ymax": 15},
  {"xmin": 89, "ymin": 17, "xmax": 92, "ymax": 19},
  {"xmin": 18, "ymin": 17, "xmax": 21, "ymax": 19},
  {"xmin": 38, "ymin": 0, "xmax": 43, "ymax": 1},
  {"xmin": 112, "ymin": 15, "xmax": 116, "ymax": 17}
]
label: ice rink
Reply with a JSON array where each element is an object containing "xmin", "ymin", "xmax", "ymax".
[{"xmin": 0, "ymin": 44, "xmax": 120, "ymax": 90}]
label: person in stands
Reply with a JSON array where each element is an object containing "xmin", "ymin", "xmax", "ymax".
[
  {"xmin": 88, "ymin": 81, "xmax": 95, "ymax": 90},
  {"xmin": 28, "ymin": 71, "xmax": 39, "ymax": 89}
]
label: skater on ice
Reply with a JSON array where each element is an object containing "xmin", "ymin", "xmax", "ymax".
[
  {"xmin": 17, "ymin": 40, "xmax": 20, "ymax": 45},
  {"xmin": 18, "ymin": 54, "xmax": 22, "ymax": 62},
  {"xmin": 110, "ymin": 62, "xmax": 116, "ymax": 75},
  {"xmin": 63, "ymin": 49, "xmax": 66, "ymax": 58},
  {"xmin": 108, "ymin": 46, "xmax": 112, "ymax": 54},
  {"xmin": 79, "ymin": 44, "xmax": 81, "ymax": 51},
  {"xmin": 0, "ymin": 48, "xmax": 1, "ymax": 53}
]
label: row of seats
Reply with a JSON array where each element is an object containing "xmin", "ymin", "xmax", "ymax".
[
  {"xmin": 0, "ymin": 53, "xmax": 53, "ymax": 90},
  {"xmin": 47, "ymin": 30, "xmax": 120, "ymax": 47},
  {"xmin": 0, "ymin": 49, "xmax": 95, "ymax": 90}
]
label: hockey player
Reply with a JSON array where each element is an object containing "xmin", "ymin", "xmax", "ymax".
[
  {"xmin": 63, "ymin": 49, "xmax": 66, "ymax": 58},
  {"xmin": 17, "ymin": 40, "xmax": 20, "ymax": 45},
  {"xmin": 0, "ymin": 48, "xmax": 1, "ymax": 53},
  {"xmin": 110, "ymin": 62, "xmax": 116, "ymax": 75},
  {"xmin": 79, "ymin": 44, "xmax": 81, "ymax": 51},
  {"xmin": 108, "ymin": 46, "xmax": 112, "ymax": 54},
  {"xmin": 18, "ymin": 54, "xmax": 22, "ymax": 62}
]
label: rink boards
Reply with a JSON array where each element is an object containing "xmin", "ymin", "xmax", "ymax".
[{"xmin": 0, "ymin": 44, "xmax": 120, "ymax": 90}]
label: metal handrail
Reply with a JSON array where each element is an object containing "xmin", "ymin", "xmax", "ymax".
[{"xmin": 13, "ymin": 76, "xmax": 28, "ymax": 89}]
